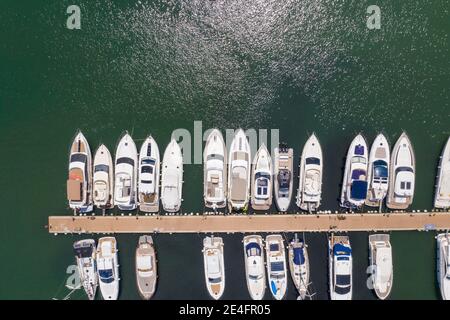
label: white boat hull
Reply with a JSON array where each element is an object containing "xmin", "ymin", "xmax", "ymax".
[
  {"xmin": 265, "ymin": 235, "xmax": 287, "ymax": 300},
  {"xmin": 434, "ymin": 137, "xmax": 450, "ymax": 209},
  {"xmin": 161, "ymin": 139, "xmax": 183, "ymax": 212},
  {"xmin": 366, "ymin": 134, "xmax": 390, "ymax": 207},
  {"xmin": 138, "ymin": 136, "xmax": 160, "ymax": 213},
  {"xmin": 243, "ymin": 235, "xmax": 266, "ymax": 300},
  {"xmin": 203, "ymin": 236, "xmax": 225, "ymax": 300},
  {"xmin": 93, "ymin": 144, "xmax": 114, "ymax": 209},
  {"xmin": 204, "ymin": 129, "xmax": 227, "ymax": 209}
]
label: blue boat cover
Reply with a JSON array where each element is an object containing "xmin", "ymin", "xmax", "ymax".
[
  {"xmin": 373, "ymin": 160, "xmax": 388, "ymax": 177},
  {"xmin": 270, "ymin": 243, "xmax": 279, "ymax": 251},
  {"xmin": 271, "ymin": 281, "xmax": 278, "ymax": 294},
  {"xmin": 293, "ymin": 247, "xmax": 305, "ymax": 265},
  {"xmin": 245, "ymin": 242, "xmax": 261, "ymax": 256},
  {"xmin": 351, "ymin": 169, "xmax": 366, "ymax": 180},
  {"xmin": 271, "ymin": 261, "xmax": 285, "ymax": 272},
  {"xmin": 354, "ymin": 144, "xmax": 365, "ymax": 155},
  {"xmin": 350, "ymin": 180, "xmax": 368, "ymax": 200},
  {"xmin": 333, "ymin": 243, "xmax": 351, "ymax": 256}
]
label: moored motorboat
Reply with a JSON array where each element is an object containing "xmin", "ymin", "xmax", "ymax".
[
  {"xmin": 329, "ymin": 234, "xmax": 352, "ymax": 300},
  {"xmin": 386, "ymin": 132, "xmax": 415, "ymax": 210},
  {"xmin": 114, "ymin": 133, "xmax": 138, "ymax": 211},
  {"xmin": 97, "ymin": 237, "xmax": 120, "ymax": 300},
  {"xmin": 202, "ymin": 236, "xmax": 225, "ymax": 300},
  {"xmin": 340, "ymin": 134, "xmax": 369, "ymax": 209},
  {"xmin": 436, "ymin": 233, "xmax": 450, "ymax": 300},
  {"xmin": 265, "ymin": 234, "xmax": 287, "ymax": 300},
  {"xmin": 203, "ymin": 129, "xmax": 227, "ymax": 210},
  {"xmin": 67, "ymin": 131, "xmax": 93, "ymax": 213},
  {"xmin": 434, "ymin": 137, "xmax": 450, "ymax": 209},
  {"xmin": 243, "ymin": 235, "xmax": 266, "ymax": 300},
  {"xmin": 251, "ymin": 144, "xmax": 272, "ymax": 211},
  {"xmin": 228, "ymin": 129, "xmax": 251, "ymax": 211},
  {"xmin": 288, "ymin": 235, "xmax": 310, "ymax": 300},
  {"xmin": 274, "ymin": 143, "xmax": 293, "ymax": 212},
  {"xmin": 366, "ymin": 134, "xmax": 390, "ymax": 208},
  {"xmin": 93, "ymin": 144, "xmax": 114, "ymax": 209},
  {"xmin": 135, "ymin": 235, "xmax": 157, "ymax": 300},
  {"xmin": 368, "ymin": 234, "xmax": 393, "ymax": 300},
  {"xmin": 296, "ymin": 134, "xmax": 323, "ymax": 212},
  {"xmin": 160, "ymin": 138, "xmax": 183, "ymax": 212},
  {"xmin": 138, "ymin": 136, "xmax": 160, "ymax": 213},
  {"xmin": 73, "ymin": 239, "xmax": 98, "ymax": 300}
]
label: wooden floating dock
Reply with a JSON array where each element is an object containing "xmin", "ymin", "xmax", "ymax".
[{"xmin": 48, "ymin": 212, "xmax": 450, "ymax": 234}]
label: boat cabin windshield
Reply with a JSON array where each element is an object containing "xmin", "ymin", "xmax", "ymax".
[
  {"xmin": 94, "ymin": 164, "xmax": 109, "ymax": 172},
  {"xmin": 208, "ymin": 277, "xmax": 222, "ymax": 284},
  {"xmin": 99, "ymin": 269, "xmax": 114, "ymax": 283}
]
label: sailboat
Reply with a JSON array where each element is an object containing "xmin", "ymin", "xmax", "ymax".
[
  {"xmin": 436, "ymin": 233, "xmax": 450, "ymax": 300},
  {"xmin": 160, "ymin": 139, "xmax": 183, "ymax": 212},
  {"xmin": 434, "ymin": 137, "xmax": 450, "ymax": 209},
  {"xmin": 296, "ymin": 134, "xmax": 323, "ymax": 212},
  {"xmin": 138, "ymin": 136, "xmax": 160, "ymax": 213},
  {"xmin": 288, "ymin": 235, "xmax": 310, "ymax": 300},
  {"xmin": 73, "ymin": 239, "xmax": 98, "ymax": 300},
  {"xmin": 97, "ymin": 237, "xmax": 120, "ymax": 300},
  {"xmin": 135, "ymin": 235, "xmax": 157, "ymax": 300},
  {"xmin": 265, "ymin": 235, "xmax": 287, "ymax": 300},
  {"xmin": 274, "ymin": 143, "xmax": 293, "ymax": 212},
  {"xmin": 202, "ymin": 236, "xmax": 225, "ymax": 300},
  {"xmin": 243, "ymin": 235, "xmax": 266, "ymax": 300},
  {"xmin": 329, "ymin": 234, "xmax": 352, "ymax": 300},
  {"xmin": 251, "ymin": 144, "xmax": 273, "ymax": 211},
  {"xmin": 368, "ymin": 234, "xmax": 393, "ymax": 300},
  {"xmin": 93, "ymin": 144, "xmax": 114, "ymax": 209},
  {"xmin": 366, "ymin": 134, "xmax": 390, "ymax": 208}
]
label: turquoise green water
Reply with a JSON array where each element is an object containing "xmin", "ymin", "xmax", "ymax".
[{"xmin": 0, "ymin": 0, "xmax": 448, "ymax": 299}]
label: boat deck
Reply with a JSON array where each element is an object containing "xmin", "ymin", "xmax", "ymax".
[{"xmin": 47, "ymin": 212, "xmax": 450, "ymax": 234}]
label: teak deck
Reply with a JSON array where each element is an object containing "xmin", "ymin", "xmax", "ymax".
[{"xmin": 48, "ymin": 212, "xmax": 450, "ymax": 234}]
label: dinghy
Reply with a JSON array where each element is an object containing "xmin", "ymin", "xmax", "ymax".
[{"xmin": 436, "ymin": 233, "xmax": 450, "ymax": 300}]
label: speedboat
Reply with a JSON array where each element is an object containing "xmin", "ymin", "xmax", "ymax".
[
  {"xmin": 340, "ymin": 134, "xmax": 368, "ymax": 209},
  {"xmin": 243, "ymin": 235, "xmax": 266, "ymax": 300},
  {"xmin": 436, "ymin": 233, "xmax": 450, "ymax": 300},
  {"xmin": 97, "ymin": 237, "xmax": 120, "ymax": 300},
  {"xmin": 161, "ymin": 138, "xmax": 183, "ymax": 212},
  {"xmin": 368, "ymin": 234, "xmax": 393, "ymax": 300},
  {"xmin": 135, "ymin": 235, "xmax": 157, "ymax": 300},
  {"xmin": 329, "ymin": 234, "xmax": 352, "ymax": 300},
  {"xmin": 288, "ymin": 235, "xmax": 310, "ymax": 300},
  {"xmin": 114, "ymin": 133, "xmax": 138, "ymax": 211},
  {"xmin": 296, "ymin": 134, "xmax": 323, "ymax": 212},
  {"xmin": 228, "ymin": 129, "xmax": 251, "ymax": 211},
  {"xmin": 67, "ymin": 131, "xmax": 93, "ymax": 213},
  {"xmin": 387, "ymin": 132, "xmax": 415, "ymax": 209},
  {"xmin": 366, "ymin": 134, "xmax": 390, "ymax": 208},
  {"xmin": 274, "ymin": 143, "xmax": 293, "ymax": 212},
  {"xmin": 265, "ymin": 235, "xmax": 287, "ymax": 300},
  {"xmin": 93, "ymin": 144, "xmax": 114, "ymax": 209},
  {"xmin": 138, "ymin": 136, "xmax": 160, "ymax": 213},
  {"xmin": 434, "ymin": 137, "xmax": 450, "ymax": 209},
  {"xmin": 203, "ymin": 129, "xmax": 227, "ymax": 210},
  {"xmin": 251, "ymin": 144, "xmax": 272, "ymax": 211},
  {"xmin": 73, "ymin": 239, "xmax": 98, "ymax": 300},
  {"xmin": 202, "ymin": 236, "xmax": 225, "ymax": 300}
]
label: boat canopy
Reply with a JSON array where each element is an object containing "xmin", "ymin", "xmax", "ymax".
[
  {"xmin": 351, "ymin": 180, "xmax": 368, "ymax": 200},
  {"xmin": 70, "ymin": 153, "xmax": 87, "ymax": 163},
  {"xmin": 373, "ymin": 160, "xmax": 388, "ymax": 178},
  {"xmin": 246, "ymin": 242, "xmax": 261, "ymax": 256},
  {"xmin": 305, "ymin": 157, "xmax": 320, "ymax": 165},
  {"xmin": 334, "ymin": 243, "xmax": 352, "ymax": 256},
  {"xmin": 293, "ymin": 247, "xmax": 305, "ymax": 265}
]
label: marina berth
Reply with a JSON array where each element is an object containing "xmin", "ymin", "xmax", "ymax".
[
  {"xmin": 67, "ymin": 131, "xmax": 93, "ymax": 213},
  {"xmin": 436, "ymin": 233, "xmax": 450, "ymax": 300},
  {"xmin": 288, "ymin": 235, "xmax": 310, "ymax": 300},
  {"xmin": 161, "ymin": 139, "xmax": 183, "ymax": 212},
  {"xmin": 329, "ymin": 234, "xmax": 352, "ymax": 300},
  {"xmin": 114, "ymin": 133, "xmax": 138, "ymax": 211},
  {"xmin": 73, "ymin": 239, "xmax": 98, "ymax": 300},
  {"xmin": 387, "ymin": 133, "xmax": 416, "ymax": 210},
  {"xmin": 138, "ymin": 136, "xmax": 160, "ymax": 213},
  {"xmin": 228, "ymin": 129, "xmax": 251, "ymax": 211},
  {"xmin": 265, "ymin": 235, "xmax": 287, "ymax": 300},
  {"xmin": 202, "ymin": 236, "xmax": 225, "ymax": 300},
  {"xmin": 93, "ymin": 144, "xmax": 114, "ymax": 209},
  {"xmin": 251, "ymin": 144, "xmax": 273, "ymax": 211},
  {"xmin": 203, "ymin": 129, "xmax": 227, "ymax": 210},
  {"xmin": 243, "ymin": 235, "xmax": 266, "ymax": 300},
  {"xmin": 434, "ymin": 137, "xmax": 450, "ymax": 209},
  {"xmin": 366, "ymin": 134, "xmax": 390, "ymax": 208},
  {"xmin": 135, "ymin": 235, "xmax": 157, "ymax": 300},
  {"xmin": 274, "ymin": 143, "xmax": 294, "ymax": 212},
  {"xmin": 340, "ymin": 134, "xmax": 369, "ymax": 209},
  {"xmin": 296, "ymin": 134, "xmax": 323, "ymax": 212},
  {"xmin": 97, "ymin": 237, "xmax": 120, "ymax": 300},
  {"xmin": 368, "ymin": 234, "xmax": 393, "ymax": 300}
]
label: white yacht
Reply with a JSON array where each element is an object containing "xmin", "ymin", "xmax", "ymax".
[
  {"xmin": 436, "ymin": 233, "xmax": 450, "ymax": 300},
  {"xmin": 265, "ymin": 235, "xmax": 287, "ymax": 300},
  {"xmin": 73, "ymin": 239, "xmax": 98, "ymax": 300},
  {"xmin": 161, "ymin": 139, "xmax": 183, "ymax": 212},
  {"xmin": 251, "ymin": 144, "xmax": 272, "ymax": 211},
  {"xmin": 203, "ymin": 129, "xmax": 227, "ymax": 210},
  {"xmin": 288, "ymin": 235, "xmax": 310, "ymax": 300},
  {"xmin": 296, "ymin": 134, "xmax": 323, "ymax": 212},
  {"xmin": 202, "ymin": 236, "xmax": 225, "ymax": 300},
  {"xmin": 340, "ymin": 134, "xmax": 369, "ymax": 209},
  {"xmin": 138, "ymin": 136, "xmax": 160, "ymax": 213},
  {"xmin": 368, "ymin": 234, "xmax": 393, "ymax": 300},
  {"xmin": 329, "ymin": 234, "xmax": 352, "ymax": 300},
  {"xmin": 228, "ymin": 129, "xmax": 251, "ymax": 211},
  {"xmin": 366, "ymin": 134, "xmax": 390, "ymax": 208},
  {"xmin": 274, "ymin": 144, "xmax": 294, "ymax": 212},
  {"xmin": 135, "ymin": 235, "xmax": 157, "ymax": 300},
  {"xmin": 93, "ymin": 144, "xmax": 114, "ymax": 209},
  {"xmin": 243, "ymin": 235, "xmax": 266, "ymax": 300},
  {"xmin": 387, "ymin": 133, "xmax": 415, "ymax": 210},
  {"xmin": 114, "ymin": 133, "xmax": 138, "ymax": 211},
  {"xmin": 97, "ymin": 237, "xmax": 120, "ymax": 300},
  {"xmin": 434, "ymin": 137, "xmax": 450, "ymax": 209},
  {"xmin": 67, "ymin": 131, "xmax": 93, "ymax": 213}
]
